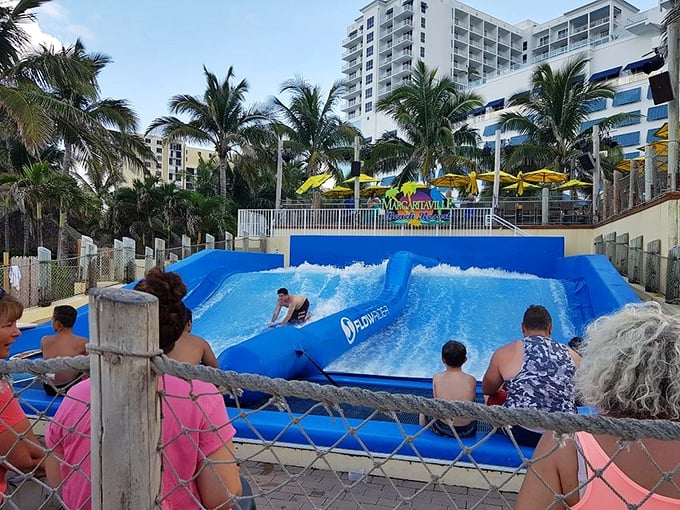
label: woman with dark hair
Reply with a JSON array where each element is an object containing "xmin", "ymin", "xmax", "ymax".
[
  {"xmin": 45, "ymin": 268, "xmax": 254, "ymax": 509},
  {"xmin": 516, "ymin": 302, "xmax": 680, "ymax": 509}
]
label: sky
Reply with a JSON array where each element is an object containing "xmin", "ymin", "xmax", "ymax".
[{"xmin": 27, "ymin": 0, "xmax": 661, "ymax": 131}]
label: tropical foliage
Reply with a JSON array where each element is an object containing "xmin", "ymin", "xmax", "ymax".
[
  {"xmin": 500, "ymin": 55, "xmax": 634, "ymax": 177},
  {"xmin": 272, "ymin": 77, "xmax": 360, "ymax": 180},
  {"xmin": 369, "ymin": 61, "xmax": 483, "ymax": 186}
]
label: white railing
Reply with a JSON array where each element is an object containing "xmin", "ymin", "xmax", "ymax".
[{"xmin": 238, "ymin": 207, "xmax": 500, "ymax": 237}]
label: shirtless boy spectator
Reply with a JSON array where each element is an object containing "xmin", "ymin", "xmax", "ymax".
[
  {"xmin": 482, "ymin": 305, "xmax": 580, "ymax": 447},
  {"xmin": 269, "ymin": 288, "xmax": 310, "ymax": 327},
  {"xmin": 419, "ymin": 340, "xmax": 477, "ymax": 438},
  {"xmin": 167, "ymin": 306, "xmax": 218, "ymax": 368},
  {"xmin": 41, "ymin": 305, "xmax": 88, "ymax": 396}
]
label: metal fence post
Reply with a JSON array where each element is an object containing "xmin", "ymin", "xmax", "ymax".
[{"xmin": 88, "ymin": 288, "xmax": 161, "ymax": 510}]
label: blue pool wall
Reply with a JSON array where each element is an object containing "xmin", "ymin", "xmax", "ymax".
[{"xmin": 290, "ymin": 235, "xmax": 564, "ymax": 276}]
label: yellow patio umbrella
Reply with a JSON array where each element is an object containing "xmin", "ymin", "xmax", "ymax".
[
  {"xmin": 360, "ymin": 185, "xmax": 390, "ymax": 197},
  {"xmin": 638, "ymin": 140, "xmax": 668, "ymax": 156},
  {"xmin": 503, "ymin": 181, "xmax": 539, "ymax": 196},
  {"xmin": 655, "ymin": 122, "xmax": 668, "ymax": 139},
  {"xmin": 343, "ymin": 174, "xmax": 380, "ymax": 184},
  {"xmin": 615, "ymin": 158, "xmax": 644, "ymax": 172},
  {"xmin": 555, "ymin": 179, "xmax": 593, "ymax": 190},
  {"xmin": 522, "ymin": 168, "xmax": 568, "ymax": 184},
  {"xmin": 295, "ymin": 174, "xmax": 331, "ymax": 194},
  {"xmin": 428, "ymin": 173, "xmax": 470, "ymax": 188},
  {"xmin": 477, "ymin": 170, "xmax": 518, "ymax": 183},
  {"xmin": 465, "ymin": 171, "xmax": 479, "ymax": 195},
  {"xmin": 321, "ymin": 185, "xmax": 353, "ymax": 198}
]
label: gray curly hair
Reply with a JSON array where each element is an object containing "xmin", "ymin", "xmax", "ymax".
[{"xmin": 576, "ymin": 301, "xmax": 680, "ymax": 420}]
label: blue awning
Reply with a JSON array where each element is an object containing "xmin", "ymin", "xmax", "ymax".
[
  {"xmin": 485, "ymin": 98, "xmax": 504, "ymax": 109},
  {"xmin": 589, "ymin": 66, "xmax": 622, "ymax": 82},
  {"xmin": 623, "ymin": 56, "xmax": 663, "ymax": 73}
]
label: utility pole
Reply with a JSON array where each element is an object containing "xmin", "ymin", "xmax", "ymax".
[
  {"xmin": 668, "ymin": 20, "xmax": 679, "ymax": 191},
  {"xmin": 592, "ymin": 124, "xmax": 601, "ymax": 222},
  {"xmin": 275, "ymin": 135, "xmax": 283, "ymax": 210}
]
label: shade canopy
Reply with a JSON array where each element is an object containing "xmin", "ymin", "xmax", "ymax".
[
  {"xmin": 555, "ymin": 179, "xmax": 593, "ymax": 190},
  {"xmin": 522, "ymin": 169, "xmax": 568, "ymax": 184},
  {"xmin": 295, "ymin": 174, "xmax": 332, "ymax": 194},
  {"xmin": 615, "ymin": 158, "xmax": 644, "ymax": 172},
  {"xmin": 477, "ymin": 170, "xmax": 518, "ymax": 183},
  {"xmin": 360, "ymin": 185, "xmax": 390, "ymax": 197},
  {"xmin": 503, "ymin": 181, "xmax": 539, "ymax": 196},
  {"xmin": 428, "ymin": 173, "xmax": 470, "ymax": 188},
  {"xmin": 343, "ymin": 174, "xmax": 380, "ymax": 184},
  {"xmin": 321, "ymin": 185, "xmax": 353, "ymax": 198}
]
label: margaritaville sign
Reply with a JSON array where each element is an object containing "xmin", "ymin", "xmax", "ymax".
[{"xmin": 378, "ymin": 187, "xmax": 460, "ymax": 226}]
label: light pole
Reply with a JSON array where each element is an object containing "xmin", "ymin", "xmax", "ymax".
[
  {"xmin": 592, "ymin": 124, "xmax": 600, "ymax": 222},
  {"xmin": 353, "ymin": 135, "xmax": 361, "ymax": 210},
  {"xmin": 275, "ymin": 135, "xmax": 283, "ymax": 210}
]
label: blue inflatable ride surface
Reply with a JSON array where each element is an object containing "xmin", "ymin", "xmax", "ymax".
[{"xmin": 11, "ymin": 241, "xmax": 639, "ymax": 468}]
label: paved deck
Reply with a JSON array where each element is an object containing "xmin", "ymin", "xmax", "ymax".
[{"xmin": 242, "ymin": 461, "xmax": 517, "ymax": 510}]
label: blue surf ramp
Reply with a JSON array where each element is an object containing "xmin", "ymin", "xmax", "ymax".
[{"xmin": 217, "ymin": 251, "xmax": 438, "ymax": 402}]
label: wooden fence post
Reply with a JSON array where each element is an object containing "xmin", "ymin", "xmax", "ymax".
[
  {"xmin": 205, "ymin": 234, "xmax": 215, "ymax": 250},
  {"xmin": 89, "ymin": 288, "xmax": 161, "ymax": 510}
]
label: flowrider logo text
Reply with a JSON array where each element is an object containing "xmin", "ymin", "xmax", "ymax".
[{"xmin": 340, "ymin": 306, "xmax": 389, "ymax": 344}]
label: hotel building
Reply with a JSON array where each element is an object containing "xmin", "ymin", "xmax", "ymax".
[
  {"xmin": 120, "ymin": 134, "xmax": 216, "ymax": 190},
  {"xmin": 343, "ymin": 0, "xmax": 670, "ymax": 160}
]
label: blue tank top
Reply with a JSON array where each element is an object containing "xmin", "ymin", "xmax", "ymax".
[{"xmin": 504, "ymin": 335, "xmax": 576, "ymax": 413}]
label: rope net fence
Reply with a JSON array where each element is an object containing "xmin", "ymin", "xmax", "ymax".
[{"xmin": 1, "ymin": 354, "xmax": 680, "ymax": 509}]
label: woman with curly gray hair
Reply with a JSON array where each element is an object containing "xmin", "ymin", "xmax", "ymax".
[{"xmin": 515, "ymin": 302, "xmax": 680, "ymax": 509}]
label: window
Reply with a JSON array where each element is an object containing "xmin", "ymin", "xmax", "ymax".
[
  {"xmin": 420, "ymin": 32, "xmax": 425, "ymax": 43},
  {"xmin": 421, "ymin": 17, "xmax": 425, "ymax": 28},
  {"xmin": 367, "ymin": 46, "xmax": 373, "ymax": 56},
  {"xmin": 366, "ymin": 60, "xmax": 373, "ymax": 71},
  {"xmin": 366, "ymin": 88, "xmax": 373, "ymax": 98},
  {"xmin": 365, "ymin": 101, "xmax": 373, "ymax": 112},
  {"xmin": 366, "ymin": 32, "xmax": 374, "ymax": 43},
  {"xmin": 557, "ymin": 28, "xmax": 568, "ymax": 39},
  {"xmin": 367, "ymin": 16, "xmax": 374, "ymax": 29},
  {"xmin": 144, "ymin": 138, "xmax": 151, "ymax": 143},
  {"xmin": 156, "ymin": 140, "xmax": 162, "ymax": 145},
  {"xmin": 420, "ymin": 1, "xmax": 427, "ymax": 13},
  {"xmin": 522, "ymin": 41, "xmax": 528, "ymax": 51},
  {"xmin": 156, "ymin": 147, "xmax": 162, "ymax": 153},
  {"xmin": 366, "ymin": 73, "xmax": 373, "ymax": 84},
  {"xmin": 420, "ymin": 47, "xmax": 425, "ymax": 57},
  {"xmin": 538, "ymin": 35, "xmax": 549, "ymax": 46}
]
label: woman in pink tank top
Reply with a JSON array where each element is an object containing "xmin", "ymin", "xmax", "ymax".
[{"xmin": 515, "ymin": 302, "xmax": 680, "ymax": 509}]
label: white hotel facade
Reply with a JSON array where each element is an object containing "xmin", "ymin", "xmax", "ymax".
[{"xmin": 342, "ymin": 0, "xmax": 671, "ymax": 160}]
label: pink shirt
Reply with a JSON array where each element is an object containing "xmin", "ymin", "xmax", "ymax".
[
  {"xmin": 0, "ymin": 380, "xmax": 27, "ymax": 499},
  {"xmin": 572, "ymin": 431, "xmax": 680, "ymax": 509},
  {"xmin": 45, "ymin": 375, "xmax": 236, "ymax": 509}
]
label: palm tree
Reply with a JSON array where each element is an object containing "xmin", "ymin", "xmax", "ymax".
[
  {"xmin": 500, "ymin": 55, "xmax": 634, "ymax": 176},
  {"xmin": 16, "ymin": 39, "xmax": 151, "ymax": 177},
  {"xmin": 272, "ymin": 77, "xmax": 360, "ymax": 180},
  {"xmin": 147, "ymin": 66, "xmax": 272, "ymax": 198},
  {"xmin": 0, "ymin": 161, "xmax": 57, "ymax": 252},
  {"xmin": 370, "ymin": 61, "xmax": 483, "ymax": 185}
]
